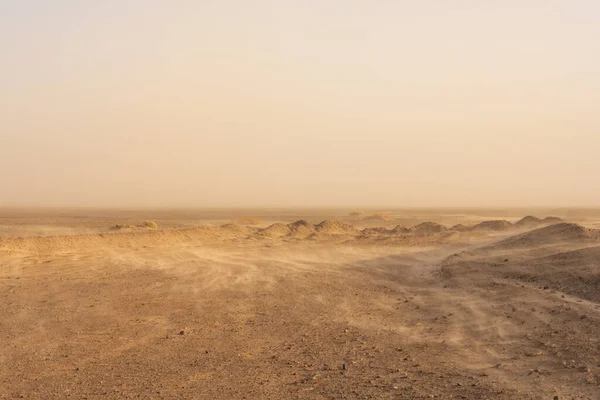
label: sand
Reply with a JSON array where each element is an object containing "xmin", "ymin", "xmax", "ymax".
[{"xmin": 1, "ymin": 208, "xmax": 599, "ymax": 399}]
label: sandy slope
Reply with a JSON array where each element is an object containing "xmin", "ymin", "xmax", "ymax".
[{"xmin": 1, "ymin": 218, "xmax": 599, "ymax": 399}]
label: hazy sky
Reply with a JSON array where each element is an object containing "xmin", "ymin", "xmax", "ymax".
[{"xmin": 1, "ymin": 1, "xmax": 599, "ymax": 207}]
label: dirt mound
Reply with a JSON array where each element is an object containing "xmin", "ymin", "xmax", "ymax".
[
  {"xmin": 348, "ymin": 212, "xmax": 392, "ymax": 221},
  {"xmin": 470, "ymin": 220, "xmax": 513, "ymax": 231},
  {"xmin": 259, "ymin": 223, "xmax": 291, "ymax": 237},
  {"xmin": 391, "ymin": 225, "xmax": 410, "ymax": 234},
  {"xmin": 361, "ymin": 227, "xmax": 391, "ymax": 236},
  {"xmin": 411, "ymin": 222, "xmax": 447, "ymax": 235},
  {"xmin": 514, "ymin": 216, "xmax": 563, "ymax": 229},
  {"xmin": 542, "ymin": 216, "xmax": 564, "ymax": 224},
  {"xmin": 490, "ymin": 223, "xmax": 595, "ymax": 250},
  {"xmin": 288, "ymin": 219, "xmax": 313, "ymax": 230},
  {"xmin": 515, "ymin": 216, "xmax": 542, "ymax": 228},
  {"xmin": 286, "ymin": 220, "xmax": 315, "ymax": 237},
  {"xmin": 314, "ymin": 220, "xmax": 360, "ymax": 235},
  {"xmin": 450, "ymin": 224, "xmax": 469, "ymax": 232},
  {"xmin": 497, "ymin": 246, "xmax": 600, "ymax": 302},
  {"xmin": 219, "ymin": 223, "xmax": 249, "ymax": 233},
  {"xmin": 362, "ymin": 213, "xmax": 393, "ymax": 221}
]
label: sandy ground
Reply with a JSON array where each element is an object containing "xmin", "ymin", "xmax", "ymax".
[{"xmin": 1, "ymin": 209, "xmax": 600, "ymax": 399}]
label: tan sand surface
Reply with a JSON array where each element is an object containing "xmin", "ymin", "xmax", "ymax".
[{"xmin": 1, "ymin": 208, "xmax": 599, "ymax": 399}]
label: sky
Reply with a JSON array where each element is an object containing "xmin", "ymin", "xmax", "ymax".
[{"xmin": 1, "ymin": 0, "xmax": 599, "ymax": 208}]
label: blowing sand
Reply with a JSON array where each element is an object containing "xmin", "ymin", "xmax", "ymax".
[{"xmin": 1, "ymin": 209, "xmax": 599, "ymax": 399}]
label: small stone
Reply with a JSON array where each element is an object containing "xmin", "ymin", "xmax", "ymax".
[
  {"xmin": 342, "ymin": 363, "xmax": 348, "ymax": 370},
  {"xmin": 179, "ymin": 330, "xmax": 185, "ymax": 335}
]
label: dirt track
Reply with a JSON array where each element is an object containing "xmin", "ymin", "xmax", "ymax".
[{"xmin": 1, "ymin": 216, "xmax": 600, "ymax": 399}]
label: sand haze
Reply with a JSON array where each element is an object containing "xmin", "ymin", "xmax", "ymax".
[
  {"xmin": 1, "ymin": 1, "xmax": 600, "ymax": 208},
  {"xmin": 2, "ymin": 2, "xmax": 600, "ymax": 400}
]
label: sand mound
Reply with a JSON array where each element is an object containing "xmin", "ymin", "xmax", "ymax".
[
  {"xmin": 411, "ymin": 222, "xmax": 447, "ymax": 235},
  {"xmin": 514, "ymin": 216, "xmax": 563, "ymax": 229},
  {"xmin": 286, "ymin": 220, "xmax": 315, "ymax": 237},
  {"xmin": 515, "ymin": 216, "xmax": 542, "ymax": 228},
  {"xmin": 491, "ymin": 223, "xmax": 595, "ymax": 250},
  {"xmin": 363, "ymin": 213, "xmax": 393, "ymax": 221},
  {"xmin": 502, "ymin": 245, "xmax": 600, "ymax": 302},
  {"xmin": 259, "ymin": 223, "xmax": 292, "ymax": 237},
  {"xmin": 348, "ymin": 212, "xmax": 392, "ymax": 221},
  {"xmin": 361, "ymin": 227, "xmax": 391, "ymax": 236},
  {"xmin": 288, "ymin": 219, "xmax": 313, "ymax": 230},
  {"xmin": 220, "ymin": 223, "xmax": 250, "ymax": 233},
  {"xmin": 450, "ymin": 224, "xmax": 469, "ymax": 232},
  {"xmin": 542, "ymin": 216, "xmax": 564, "ymax": 224},
  {"xmin": 314, "ymin": 220, "xmax": 360, "ymax": 235},
  {"xmin": 391, "ymin": 225, "xmax": 410, "ymax": 234},
  {"xmin": 470, "ymin": 220, "xmax": 513, "ymax": 231}
]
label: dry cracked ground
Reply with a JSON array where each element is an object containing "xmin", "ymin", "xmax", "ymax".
[{"xmin": 1, "ymin": 212, "xmax": 599, "ymax": 399}]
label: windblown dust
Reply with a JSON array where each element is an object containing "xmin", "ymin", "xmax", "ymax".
[{"xmin": 1, "ymin": 214, "xmax": 599, "ymax": 399}]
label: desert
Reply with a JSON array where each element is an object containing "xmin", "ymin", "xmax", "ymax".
[
  {"xmin": 1, "ymin": 208, "xmax": 599, "ymax": 399},
  {"xmin": 3, "ymin": 2, "xmax": 600, "ymax": 398}
]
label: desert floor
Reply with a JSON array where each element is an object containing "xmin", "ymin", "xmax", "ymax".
[{"xmin": 1, "ymin": 208, "xmax": 599, "ymax": 399}]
